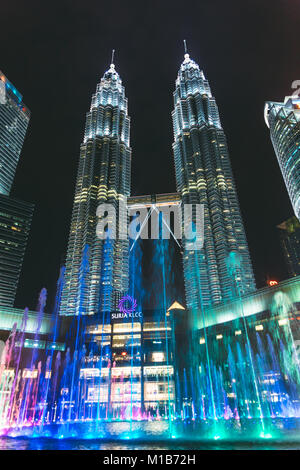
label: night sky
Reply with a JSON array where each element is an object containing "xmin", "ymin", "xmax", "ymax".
[{"xmin": 0, "ymin": 0, "xmax": 299, "ymax": 311}]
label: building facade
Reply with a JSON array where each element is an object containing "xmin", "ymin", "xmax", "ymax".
[
  {"xmin": 80, "ymin": 306, "xmax": 176, "ymax": 419},
  {"xmin": 265, "ymin": 96, "xmax": 300, "ymax": 220},
  {"xmin": 0, "ymin": 194, "xmax": 34, "ymax": 306},
  {"xmin": 60, "ymin": 61, "xmax": 131, "ymax": 316},
  {"xmin": 278, "ymin": 216, "xmax": 300, "ymax": 277},
  {"xmin": 0, "ymin": 71, "xmax": 30, "ymax": 196},
  {"xmin": 172, "ymin": 52, "xmax": 255, "ymax": 310},
  {"xmin": 0, "ymin": 72, "xmax": 32, "ymax": 308}
]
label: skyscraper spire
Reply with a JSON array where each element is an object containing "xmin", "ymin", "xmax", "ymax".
[
  {"xmin": 183, "ymin": 39, "xmax": 192, "ymax": 63},
  {"xmin": 111, "ymin": 49, "xmax": 115, "ymax": 66},
  {"xmin": 183, "ymin": 39, "xmax": 188, "ymax": 55}
]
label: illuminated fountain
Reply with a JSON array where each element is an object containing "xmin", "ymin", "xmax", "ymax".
[{"xmin": 1, "ymin": 245, "xmax": 300, "ymax": 443}]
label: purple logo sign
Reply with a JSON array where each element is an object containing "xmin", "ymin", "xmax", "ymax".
[{"xmin": 118, "ymin": 295, "xmax": 137, "ymax": 315}]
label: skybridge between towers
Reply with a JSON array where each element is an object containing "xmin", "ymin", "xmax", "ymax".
[{"xmin": 127, "ymin": 192, "xmax": 183, "ymax": 250}]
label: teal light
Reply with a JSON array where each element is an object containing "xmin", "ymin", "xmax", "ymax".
[{"xmin": 260, "ymin": 432, "xmax": 272, "ymax": 439}]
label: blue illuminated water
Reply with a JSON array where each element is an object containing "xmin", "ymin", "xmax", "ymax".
[{"xmin": 1, "ymin": 418, "xmax": 300, "ymax": 449}]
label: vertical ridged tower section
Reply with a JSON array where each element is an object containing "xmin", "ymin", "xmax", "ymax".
[
  {"xmin": 0, "ymin": 71, "xmax": 30, "ymax": 196},
  {"xmin": 172, "ymin": 52, "xmax": 255, "ymax": 309},
  {"xmin": 265, "ymin": 97, "xmax": 300, "ymax": 221},
  {"xmin": 60, "ymin": 61, "xmax": 131, "ymax": 316}
]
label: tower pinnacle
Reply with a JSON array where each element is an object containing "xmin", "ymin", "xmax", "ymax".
[
  {"xmin": 111, "ymin": 49, "xmax": 115, "ymax": 66},
  {"xmin": 183, "ymin": 39, "xmax": 190, "ymax": 61},
  {"xmin": 183, "ymin": 39, "xmax": 187, "ymax": 54},
  {"xmin": 107, "ymin": 49, "xmax": 116, "ymax": 73},
  {"xmin": 183, "ymin": 39, "xmax": 191, "ymax": 62}
]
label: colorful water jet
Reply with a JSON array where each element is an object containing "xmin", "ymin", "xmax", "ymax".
[{"xmin": 0, "ymin": 245, "xmax": 300, "ymax": 442}]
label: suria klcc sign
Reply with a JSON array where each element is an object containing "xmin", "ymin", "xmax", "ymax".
[{"xmin": 111, "ymin": 295, "xmax": 142, "ymax": 321}]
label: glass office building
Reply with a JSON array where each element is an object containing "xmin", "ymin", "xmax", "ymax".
[
  {"xmin": 60, "ymin": 60, "xmax": 131, "ymax": 316},
  {"xmin": 78, "ymin": 306, "xmax": 178, "ymax": 419},
  {"xmin": 265, "ymin": 96, "xmax": 300, "ymax": 220},
  {"xmin": 0, "ymin": 194, "xmax": 33, "ymax": 306},
  {"xmin": 172, "ymin": 52, "xmax": 255, "ymax": 309},
  {"xmin": 0, "ymin": 72, "xmax": 32, "ymax": 308},
  {"xmin": 0, "ymin": 71, "xmax": 30, "ymax": 196},
  {"xmin": 277, "ymin": 216, "xmax": 300, "ymax": 277}
]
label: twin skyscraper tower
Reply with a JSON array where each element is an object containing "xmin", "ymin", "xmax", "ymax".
[{"xmin": 60, "ymin": 50, "xmax": 256, "ymax": 317}]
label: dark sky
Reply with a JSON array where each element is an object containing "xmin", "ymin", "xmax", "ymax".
[{"xmin": 0, "ymin": 0, "xmax": 299, "ymax": 311}]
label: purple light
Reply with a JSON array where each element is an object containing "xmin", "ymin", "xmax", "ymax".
[{"xmin": 118, "ymin": 295, "xmax": 137, "ymax": 315}]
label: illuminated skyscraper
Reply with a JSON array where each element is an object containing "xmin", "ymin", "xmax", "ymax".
[
  {"xmin": 0, "ymin": 72, "xmax": 32, "ymax": 307},
  {"xmin": 60, "ymin": 59, "xmax": 131, "ymax": 316},
  {"xmin": 172, "ymin": 50, "xmax": 255, "ymax": 309},
  {"xmin": 0, "ymin": 194, "xmax": 33, "ymax": 306},
  {"xmin": 264, "ymin": 96, "xmax": 300, "ymax": 220},
  {"xmin": 0, "ymin": 71, "xmax": 30, "ymax": 195}
]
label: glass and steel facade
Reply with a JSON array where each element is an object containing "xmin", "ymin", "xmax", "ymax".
[
  {"xmin": 60, "ymin": 62, "xmax": 131, "ymax": 316},
  {"xmin": 0, "ymin": 72, "xmax": 33, "ymax": 308},
  {"xmin": 265, "ymin": 97, "xmax": 300, "ymax": 220},
  {"xmin": 172, "ymin": 53, "xmax": 255, "ymax": 309},
  {"xmin": 0, "ymin": 194, "xmax": 33, "ymax": 306},
  {"xmin": 277, "ymin": 216, "xmax": 300, "ymax": 277},
  {"xmin": 79, "ymin": 308, "xmax": 176, "ymax": 418},
  {"xmin": 0, "ymin": 71, "xmax": 30, "ymax": 196}
]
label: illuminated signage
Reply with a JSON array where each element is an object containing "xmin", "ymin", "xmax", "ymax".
[
  {"xmin": 111, "ymin": 295, "xmax": 142, "ymax": 321},
  {"xmin": 268, "ymin": 280, "xmax": 278, "ymax": 287},
  {"xmin": 111, "ymin": 311, "xmax": 142, "ymax": 320},
  {"xmin": 118, "ymin": 295, "xmax": 137, "ymax": 314}
]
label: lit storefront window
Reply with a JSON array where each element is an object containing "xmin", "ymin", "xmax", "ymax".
[
  {"xmin": 143, "ymin": 322, "xmax": 171, "ymax": 331},
  {"xmin": 144, "ymin": 381, "xmax": 175, "ymax": 401},
  {"xmin": 113, "ymin": 322, "xmax": 141, "ymax": 333},
  {"xmin": 111, "ymin": 366, "xmax": 141, "ymax": 378},
  {"xmin": 84, "ymin": 355, "xmax": 110, "ymax": 365},
  {"xmin": 80, "ymin": 368, "xmax": 109, "ymax": 379},
  {"xmin": 143, "ymin": 365, "xmax": 174, "ymax": 377},
  {"xmin": 14, "ymin": 339, "xmax": 65, "ymax": 351},
  {"xmin": 86, "ymin": 324, "xmax": 112, "ymax": 335},
  {"xmin": 111, "ymin": 382, "xmax": 141, "ymax": 403},
  {"xmin": 15, "ymin": 338, "xmax": 45, "ymax": 349},
  {"xmin": 112, "ymin": 334, "xmax": 141, "ymax": 348},
  {"xmin": 93, "ymin": 334, "xmax": 111, "ymax": 346},
  {"xmin": 46, "ymin": 341, "xmax": 65, "ymax": 351},
  {"xmin": 86, "ymin": 385, "xmax": 108, "ymax": 402},
  {"xmin": 22, "ymin": 369, "xmax": 38, "ymax": 379},
  {"xmin": 148, "ymin": 351, "xmax": 166, "ymax": 362}
]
